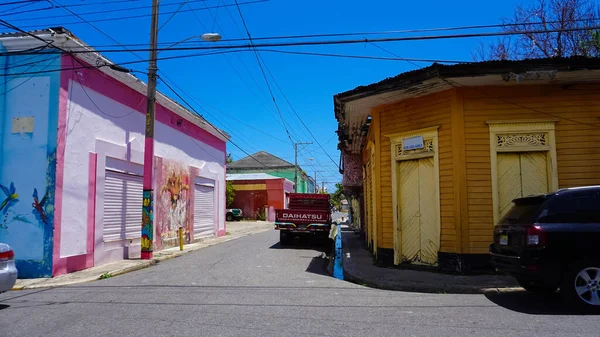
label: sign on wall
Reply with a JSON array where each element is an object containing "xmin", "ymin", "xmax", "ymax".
[{"xmin": 402, "ymin": 136, "xmax": 424, "ymax": 150}]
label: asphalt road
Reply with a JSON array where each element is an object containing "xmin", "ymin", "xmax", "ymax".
[{"xmin": 1, "ymin": 230, "xmax": 599, "ymax": 337}]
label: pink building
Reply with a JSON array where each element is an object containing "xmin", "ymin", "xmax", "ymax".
[{"xmin": 0, "ymin": 28, "xmax": 228, "ymax": 278}]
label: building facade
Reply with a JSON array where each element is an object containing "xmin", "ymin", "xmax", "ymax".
[
  {"xmin": 227, "ymin": 173, "xmax": 294, "ymax": 220},
  {"xmin": 227, "ymin": 151, "xmax": 315, "ymax": 193},
  {"xmin": 335, "ymin": 57, "xmax": 600, "ymax": 272},
  {"xmin": 0, "ymin": 28, "xmax": 228, "ymax": 278}
]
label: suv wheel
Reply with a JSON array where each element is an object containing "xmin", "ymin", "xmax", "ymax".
[
  {"xmin": 561, "ymin": 262, "xmax": 600, "ymax": 311},
  {"xmin": 226, "ymin": 213, "xmax": 234, "ymax": 222},
  {"xmin": 516, "ymin": 277, "xmax": 558, "ymax": 294}
]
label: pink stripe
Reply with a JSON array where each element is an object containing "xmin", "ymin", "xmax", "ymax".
[
  {"xmin": 217, "ymin": 229, "xmax": 226, "ymax": 237},
  {"xmin": 53, "ymin": 55, "xmax": 96, "ymax": 276},
  {"xmin": 63, "ymin": 55, "xmax": 225, "ymax": 153},
  {"xmin": 86, "ymin": 153, "xmax": 97, "ymax": 267},
  {"xmin": 143, "ymin": 137, "xmax": 154, "ymax": 189},
  {"xmin": 52, "ymin": 55, "xmax": 71, "ymax": 276}
]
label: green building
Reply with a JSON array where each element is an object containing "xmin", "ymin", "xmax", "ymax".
[{"xmin": 227, "ymin": 151, "xmax": 315, "ymax": 193}]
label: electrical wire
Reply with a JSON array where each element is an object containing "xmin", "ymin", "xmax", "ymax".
[
  {"xmin": 188, "ymin": 0, "xmax": 303, "ymax": 133},
  {"xmin": 5, "ymin": 24, "xmax": 600, "ymax": 55},
  {"xmin": 0, "ymin": 0, "xmax": 41, "ymax": 7},
  {"xmin": 159, "ymin": 76, "xmax": 297, "ymax": 171},
  {"xmin": 5, "ymin": 0, "xmax": 269, "ymax": 29},
  {"xmin": 0, "ymin": 1, "xmax": 37, "ymax": 15},
  {"xmin": 10, "ymin": 0, "xmax": 208, "ymax": 23},
  {"xmin": 233, "ymin": 0, "xmax": 295, "ymax": 146}
]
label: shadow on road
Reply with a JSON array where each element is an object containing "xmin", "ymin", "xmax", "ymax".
[
  {"xmin": 485, "ymin": 291, "xmax": 599, "ymax": 315},
  {"xmin": 0, "ymin": 304, "xmax": 9, "ymax": 310},
  {"xmin": 269, "ymin": 238, "xmax": 331, "ymax": 253},
  {"xmin": 305, "ymin": 254, "xmax": 331, "ymax": 277}
]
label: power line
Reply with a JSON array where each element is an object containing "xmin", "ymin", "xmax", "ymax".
[
  {"xmin": 5, "ymin": 25, "xmax": 600, "ymax": 55},
  {"xmin": 10, "ymin": 0, "xmax": 207, "ymax": 23},
  {"xmin": 1, "ymin": 48, "xmax": 473, "ymax": 76},
  {"xmin": 2, "ymin": 0, "xmax": 269, "ymax": 29},
  {"xmin": 0, "ymin": 0, "xmax": 41, "ymax": 7},
  {"xmin": 159, "ymin": 76, "xmax": 297, "ymax": 172},
  {"xmin": 0, "ymin": 1, "xmax": 37, "ymax": 15},
  {"xmin": 257, "ymin": 53, "xmax": 339, "ymax": 167},
  {"xmin": 1, "ymin": 0, "xmax": 142, "ymax": 17},
  {"xmin": 233, "ymin": 0, "xmax": 295, "ymax": 146},
  {"xmin": 185, "ymin": 1, "xmax": 290, "ymax": 131}
]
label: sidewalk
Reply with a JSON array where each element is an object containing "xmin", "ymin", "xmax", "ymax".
[
  {"xmin": 13, "ymin": 221, "xmax": 274, "ymax": 290},
  {"xmin": 341, "ymin": 229, "xmax": 520, "ymax": 294}
]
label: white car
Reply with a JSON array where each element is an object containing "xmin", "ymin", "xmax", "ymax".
[{"xmin": 0, "ymin": 243, "xmax": 17, "ymax": 293}]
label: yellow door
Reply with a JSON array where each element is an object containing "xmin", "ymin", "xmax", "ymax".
[
  {"xmin": 370, "ymin": 153, "xmax": 378, "ymax": 254},
  {"xmin": 365, "ymin": 161, "xmax": 372, "ymax": 246},
  {"xmin": 398, "ymin": 158, "xmax": 438, "ymax": 265},
  {"xmin": 497, "ymin": 152, "xmax": 548, "ymax": 220}
]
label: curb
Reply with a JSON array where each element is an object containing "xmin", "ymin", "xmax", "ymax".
[
  {"xmin": 12, "ymin": 226, "xmax": 272, "ymax": 290},
  {"xmin": 341, "ymin": 235, "xmax": 520, "ymax": 295}
]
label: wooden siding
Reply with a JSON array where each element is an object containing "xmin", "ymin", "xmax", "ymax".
[
  {"xmin": 462, "ymin": 84, "xmax": 600, "ymax": 254},
  {"xmin": 374, "ymin": 91, "xmax": 454, "ymax": 251}
]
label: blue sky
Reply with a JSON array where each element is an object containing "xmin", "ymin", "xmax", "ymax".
[{"xmin": 3, "ymin": 0, "xmax": 529, "ymax": 191}]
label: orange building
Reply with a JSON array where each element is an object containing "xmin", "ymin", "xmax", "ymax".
[
  {"xmin": 227, "ymin": 173, "xmax": 294, "ymax": 220},
  {"xmin": 334, "ymin": 57, "xmax": 600, "ymax": 272}
]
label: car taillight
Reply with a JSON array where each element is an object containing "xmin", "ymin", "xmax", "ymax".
[
  {"xmin": 0, "ymin": 250, "xmax": 14, "ymax": 260},
  {"xmin": 526, "ymin": 225, "xmax": 546, "ymax": 246}
]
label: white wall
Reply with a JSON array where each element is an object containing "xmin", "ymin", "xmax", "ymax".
[{"xmin": 61, "ymin": 80, "xmax": 225, "ymax": 260}]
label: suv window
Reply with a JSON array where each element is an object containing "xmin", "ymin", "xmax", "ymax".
[
  {"xmin": 500, "ymin": 199, "xmax": 546, "ymax": 224},
  {"xmin": 537, "ymin": 193, "xmax": 600, "ymax": 223}
]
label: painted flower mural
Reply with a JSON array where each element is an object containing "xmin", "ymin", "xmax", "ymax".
[{"xmin": 157, "ymin": 160, "xmax": 191, "ymax": 248}]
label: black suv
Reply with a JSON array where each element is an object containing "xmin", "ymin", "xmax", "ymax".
[{"xmin": 490, "ymin": 186, "xmax": 600, "ymax": 310}]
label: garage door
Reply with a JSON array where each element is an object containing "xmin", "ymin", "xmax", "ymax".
[
  {"xmin": 194, "ymin": 184, "xmax": 215, "ymax": 240},
  {"xmin": 103, "ymin": 170, "xmax": 143, "ymax": 243}
]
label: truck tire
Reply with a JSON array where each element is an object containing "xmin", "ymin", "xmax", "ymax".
[
  {"xmin": 280, "ymin": 232, "xmax": 292, "ymax": 246},
  {"xmin": 515, "ymin": 277, "xmax": 558, "ymax": 294},
  {"xmin": 226, "ymin": 213, "xmax": 234, "ymax": 222},
  {"xmin": 561, "ymin": 260, "xmax": 600, "ymax": 312}
]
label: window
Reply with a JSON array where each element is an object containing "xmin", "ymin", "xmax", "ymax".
[{"xmin": 538, "ymin": 193, "xmax": 600, "ymax": 223}]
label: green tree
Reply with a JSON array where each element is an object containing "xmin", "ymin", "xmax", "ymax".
[
  {"xmin": 226, "ymin": 153, "xmax": 234, "ymax": 164},
  {"xmin": 330, "ymin": 183, "xmax": 344, "ymax": 208},
  {"xmin": 226, "ymin": 181, "xmax": 235, "ymax": 207}
]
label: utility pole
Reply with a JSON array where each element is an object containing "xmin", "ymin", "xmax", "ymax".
[
  {"xmin": 293, "ymin": 142, "xmax": 312, "ymax": 193},
  {"xmin": 141, "ymin": 0, "xmax": 159, "ymax": 260}
]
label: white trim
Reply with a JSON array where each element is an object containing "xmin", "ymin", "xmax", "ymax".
[{"xmin": 488, "ymin": 121, "xmax": 558, "ymax": 225}]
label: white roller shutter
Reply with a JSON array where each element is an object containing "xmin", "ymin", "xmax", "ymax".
[
  {"xmin": 103, "ymin": 170, "xmax": 143, "ymax": 243},
  {"xmin": 194, "ymin": 184, "xmax": 215, "ymax": 239}
]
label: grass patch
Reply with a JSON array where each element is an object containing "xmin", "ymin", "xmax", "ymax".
[
  {"xmin": 99, "ymin": 272, "xmax": 112, "ymax": 280},
  {"xmin": 225, "ymin": 231, "xmax": 231, "ymax": 235}
]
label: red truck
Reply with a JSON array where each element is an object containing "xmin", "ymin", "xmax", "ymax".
[{"xmin": 275, "ymin": 193, "xmax": 332, "ymax": 245}]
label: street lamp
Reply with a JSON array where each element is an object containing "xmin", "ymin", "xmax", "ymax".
[{"xmin": 160, "ymin": 33, "xmax": 222, "ymax": 53}]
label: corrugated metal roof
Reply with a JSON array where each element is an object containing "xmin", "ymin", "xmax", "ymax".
[{"xmin": 227, "ymin": 151, "xmax": 295, "ymax": 170}]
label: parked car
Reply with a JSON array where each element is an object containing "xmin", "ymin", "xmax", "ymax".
[
  {"xmin": 0, "ymin": 243, "xmax": 18, "ymax": 293},
  {"xmin": 490, "ymin": 186, "xmax": 600, "ymax": 311},
  {"xmin": 226, "ymin": 208, "xmax": 242, "ymax": 222}
]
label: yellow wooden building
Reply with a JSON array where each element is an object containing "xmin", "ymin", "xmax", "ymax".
[{"xmin": 334, "ymin": 57, "xmax": 600, "ymax": 272}]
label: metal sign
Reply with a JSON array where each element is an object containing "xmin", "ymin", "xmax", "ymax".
[{"xmin": 402, "ymin": 136, "xmax": 424, "ymax": 150}]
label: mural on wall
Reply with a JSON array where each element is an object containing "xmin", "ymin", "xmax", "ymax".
[
  {"xmin": 141, "ymin": 190, "xmax": 153, "ymax": 254},
  {"xmin": 157, "ymin": 159, "xmax": 191, "ymax": 248},
  {"xmin": 0, "ymin": 152, "xmax": 56, "ymax": 278}
]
